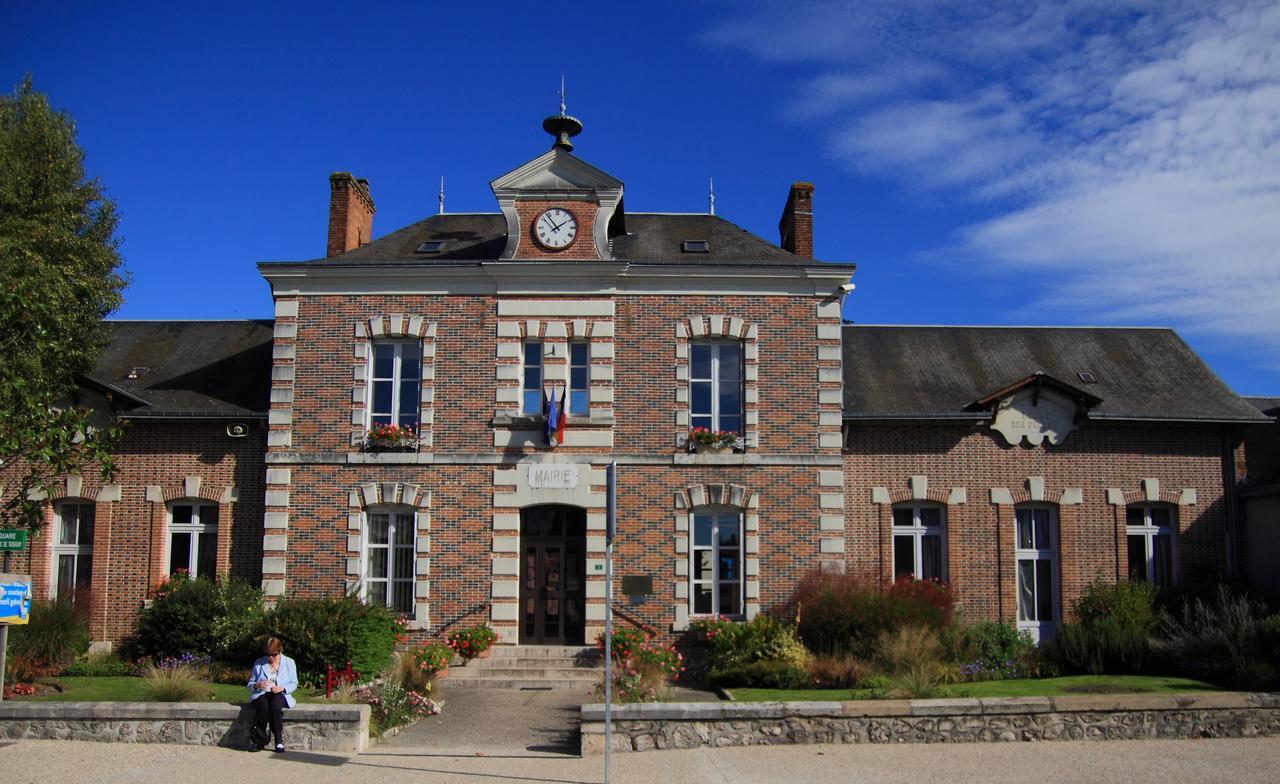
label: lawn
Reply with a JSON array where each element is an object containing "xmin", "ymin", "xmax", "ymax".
[
  {"xmin": 18, "ymin": 676, "xmax": 257, "ymax": 703},
  {"xmin": 727, "ymin": 675, "xmax": 1222, "ymax": 703}
]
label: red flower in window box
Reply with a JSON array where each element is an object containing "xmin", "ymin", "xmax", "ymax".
[{"xmin": 362, "ymin": 423, "xmax": 419, "ymax": 452}]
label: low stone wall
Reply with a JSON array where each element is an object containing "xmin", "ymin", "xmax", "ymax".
[
  {"xmin": 581, "ymin": 693, "xmax": 1280, "ymax": 755},
  {"xmin": 0, "ymin": 702, "xmax": 370, "ymax": 752}
]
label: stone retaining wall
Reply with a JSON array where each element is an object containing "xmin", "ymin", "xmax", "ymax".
[
  {"xmin": 580, "ymin": 693, "xmax": 1280, "ymax": 755},
  {"xmin": 0, "ymin": 702, "xmax": 370, "ymax": 752}
]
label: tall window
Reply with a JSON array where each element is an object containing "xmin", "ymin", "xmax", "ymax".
[
  {"xmin": 892, "ymin": 504, "xmax": 945, "ymax": 581},
  {"xmin": 522, "ymin": 341, "xmax": 543, "ymax": 415},
  {"xmin": 1015, "ymin": 506, "xmax": 1058, "ymax": 641},
  {"xmin": 1127, "ymin": 505, "xmax": 1175, "ymax": 586},
  {"xmin": 690, "ymin": 509, "xmax": 743, "ymax": 617},
  {"xmin": 53, "ymin": 502, "xmax": 94, "ymax": 599},
  {"xmin": 568, "ymin": 341, "xmax": 589, "ymax": 416},
  {"xmin": 369, "ymin": 341, "xmax": 421, "ymax": 428},
  {"xmin": 366, "ymin": 507, "xmax": 415, "ymax": 614},
  {"xmin": 169, "ymin": 502, "xmax": 218, "ymax": 579},
  {"xmin": 690, "ymin": 342, "xmax": 743, "ymax": 434}
]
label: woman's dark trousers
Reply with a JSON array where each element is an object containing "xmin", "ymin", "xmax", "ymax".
[{"xmin": 253, "ymin": 693, "xmax": 287, "ymax": 746}]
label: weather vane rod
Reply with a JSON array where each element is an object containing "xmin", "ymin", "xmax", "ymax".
[
  {"xmin": 709, "ymin": 177, "xmax": 716, "ymax": 216},
  {"xmin": 438, "ymin": 176, "xmax": 445, "ymax": 215},
  {"xmin": 558, "ymin": 75, "xmax": 566, "ymax": 115}
]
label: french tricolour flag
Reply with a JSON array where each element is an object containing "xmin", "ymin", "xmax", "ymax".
[{"xmin": 544, "ymin": 386, "xmax": 565, "ymax": 446}]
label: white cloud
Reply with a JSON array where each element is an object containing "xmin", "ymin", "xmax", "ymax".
[{"xmin": 708, "ymin": 0, "xmax": 1280, "ymax": 369}]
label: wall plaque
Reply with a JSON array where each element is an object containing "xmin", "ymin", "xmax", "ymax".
[
  {"xmin": 990, "ymin": 387, "xmax": 1078, "ymax": 447},
  {"xmin": 528, "ymin": 463, "xmax": 579, "ymax": 489}
]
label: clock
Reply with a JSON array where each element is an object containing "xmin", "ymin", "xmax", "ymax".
[{"xmin": 534, "ymin": 207, "xmax": 578, "ymax": 250}]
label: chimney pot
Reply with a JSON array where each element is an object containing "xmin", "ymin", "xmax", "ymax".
[
  {"xmin": 327, "ymin": 172, "xmax": 376, "ymax": 257},
  {"xmin": 778, "ymin": 181, "xmax": 814, "ymax": 258}
]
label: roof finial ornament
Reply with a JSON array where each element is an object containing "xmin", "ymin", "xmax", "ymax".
[
  {"xmin": 438, "ymin": 176, "xmax": 445, "ymax": 215},
  {"xmin": 708, "ymin": 177, "xmax": 716, "ymax": 216},
  {"xmin": 542, "ymin": 76, "xmax": 583, "ymax": 152}
]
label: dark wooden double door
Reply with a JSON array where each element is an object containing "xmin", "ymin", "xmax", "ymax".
[{"xmin": 520, "ymin": 505, "xmax": 585, "ymax": 645}]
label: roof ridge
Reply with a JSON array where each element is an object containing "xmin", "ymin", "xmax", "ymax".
[{"xmin": 844, "ymin": 324, "xmax": 1173, "ymax": 331}]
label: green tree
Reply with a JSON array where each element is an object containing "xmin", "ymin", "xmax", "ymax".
[{"xmin": 0, "ymin": 75, "xmax": 127, "ymax": 528}]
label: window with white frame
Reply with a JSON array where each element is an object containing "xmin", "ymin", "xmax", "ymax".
[
  {"xmin": 690, "ymin": 341, "xmax": 743, "ymax": 435},
  {"xmin": 1014, "ymin": 505, "xmax": 1058, "ymax": 641},
  {"xmin": 169, "ymin": 502, "xmax": 218, "ymax": 579},
  {"xmin": 369, "ymin": 340, "xmax": 422, "ymax": 429},
  {"xmin": 892, "ymin": 504, "xmax": 945, "ymax": 581},
  {"xmin": 53, "ymin": 502, "xmax": 94, "ymax": 599},
  {"xmin": 568, "ymin": 341, "xmax": 589, "ymax": 416},
  {"xmin": 365, "ymin": 507, "xmax": 415, "ymax": 614},
  {"xmin": 690, "ymin": 508, "xmax": 743, "ymax": 617},
  {"xmin": 1127, "ymin": 505, "xmax": 1176, "ymax": 586},
  {"xmin": 522, "ymin": 341, "xmax": 543, "ymax": 415}
]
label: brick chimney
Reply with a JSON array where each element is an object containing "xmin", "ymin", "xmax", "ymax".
[
  {"xmin": 778, "ymin": 181, "xmax": 814, "ymax": 258},
  {"xmin": 326, "ymin": 172, "xmax": 376, "ymax": 257}
]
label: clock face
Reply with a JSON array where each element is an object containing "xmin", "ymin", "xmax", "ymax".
[{"xmin": 534, "ymin": 208, "xmax": 578, "ymax": 250}]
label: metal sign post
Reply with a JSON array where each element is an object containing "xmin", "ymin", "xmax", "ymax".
[{"xmin": 603, "ymin": 461, "xmax": 617, "ymax": 783}]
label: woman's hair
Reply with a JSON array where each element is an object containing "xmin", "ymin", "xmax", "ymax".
[{"xmin": 264, "ymin": 637, "xmax": 283, "ymax": 656}]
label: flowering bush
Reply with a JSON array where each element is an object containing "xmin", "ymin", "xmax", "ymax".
[
  {"xmin": 411, "ymin": 642, "xmax": 452, "ymax": 674},
  {"xmin": 362, "ymin": 423, "xmax": 418, "ymax": 451},
  {"xmin": 355, "ymin": 678, "xmax": 440, "ymax": 735},
  {"xmin": 689, "ymin": 615, "xmax": 734, "ymax": 643},
  {"xmin": 792, "ymin": 570, "xmax": 954, "ymax": 659},
  {"xmin": 686, "ymin": 427, "xmax": 739, "ymax": 450},
  {"xmin": 447, "ymin": 624, "xmax": 498, "ymax": 660},
  {"xmin": 595, "ymin": 625, "xmax": 649, "ymax": 662}
]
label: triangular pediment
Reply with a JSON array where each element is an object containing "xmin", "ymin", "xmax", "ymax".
[
  {"xmin": 490, "ymin": 148, "xmax": 623, "ymax": 193},
  {"xmin": 968, "ymin": 372, "xmax": 1102, "ymax": 411}
]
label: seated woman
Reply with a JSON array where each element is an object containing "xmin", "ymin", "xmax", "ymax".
[{"xmin": 246, "ymin": 636, "xmax": 298, "ymax": 752}]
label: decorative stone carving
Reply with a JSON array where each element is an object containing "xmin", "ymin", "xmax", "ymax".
[{"xmin": 990, "ymin": 387, "xmax": 1078, "ymax": 447}]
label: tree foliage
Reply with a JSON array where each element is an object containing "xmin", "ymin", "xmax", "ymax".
[{"xmin": 0, "ymin": 75, "xmax": 127, "ymax": 527}]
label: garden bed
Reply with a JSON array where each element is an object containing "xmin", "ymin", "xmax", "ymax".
[
  {"xmin": 9, "ymin": 676, "xmax": 251, "ymax": 703},
  {"xmin": 725, "ymin": 675, "xmax": 1220, "ymax": 703}
]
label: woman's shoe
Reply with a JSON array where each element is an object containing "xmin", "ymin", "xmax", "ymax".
[{"xmin": 274, "ymin": 743, "xmax": 285, "ymax": 753}]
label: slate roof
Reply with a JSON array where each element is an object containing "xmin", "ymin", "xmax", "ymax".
[
  {"xmin": 295, "ymin": 213, "xmax": 813, "ymax": 266},
  {"xmin": 86, "ymin": 320, "xmax": 274, "ymax": 418},
  {"xmin": 842, "ymin": 325, "xmax": 1268, "ymax": 423}
]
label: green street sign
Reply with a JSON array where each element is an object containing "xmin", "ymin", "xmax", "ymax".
[{"xmin": 0, "ymin": 531, "xmax": 27, "ymax": 551}]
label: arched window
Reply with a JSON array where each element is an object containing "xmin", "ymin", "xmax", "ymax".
[
  {"xmin": 690, "ymin": 507, "xmax": 744, "ymax": 617},
  {"xmin": 53, "ymin": 501, "xmax": 94, "ymax": 598},
  {"xmin": 1126, "ymin": 505, "xmax": 1176, "ymax": 586},
  {"xmin": 365, "ymin": 506, "xmax": 415, "ymax": 613},
  {"xmin": 891, "ymin": 504, "xmax": 945, "ymax": 581},
  {"xmin": 1014, "ymin": 505, "xmax": 1058, "ymax": 642},
  {"xmin": 168, "ymin": 501, "xmax": 218, "ymax": 579}
]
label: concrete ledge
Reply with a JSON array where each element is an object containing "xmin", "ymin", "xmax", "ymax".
[
  {"xmin": 581, "ymin": 692, "xmax": 1280, "ymax": 755},
  {"xmin": 0, "ymin": 702, "xmax": 369, "ymax": 752}
]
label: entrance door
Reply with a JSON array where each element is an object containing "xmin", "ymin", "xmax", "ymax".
[{"xmin": 520, "ymin": 505, "xmax": 586, "ymax": 645}]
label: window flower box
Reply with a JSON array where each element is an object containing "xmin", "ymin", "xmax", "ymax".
[
  {"xmin": 362, "ymin": 423, "xmax": 419, "ymax": 452},
  {"xmin": 686, "ymin": 427, "xmax": 741, "ymax": 454}
]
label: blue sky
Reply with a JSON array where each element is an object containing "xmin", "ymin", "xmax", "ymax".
[{"xmin": 4, "ymin": 1, "xmax": 1278, "ymax": 395}]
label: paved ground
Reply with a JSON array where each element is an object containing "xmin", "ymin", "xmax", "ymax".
[
  {"xmin": 385, "ymin": 684, "xmax": 593, "ymax": 755},
  {"xmin": 4, "ymin": 736, "xmax": 1280, "ymax": 783}
]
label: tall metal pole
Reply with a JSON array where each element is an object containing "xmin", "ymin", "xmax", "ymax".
[
  {"xmin": 604, "ymin": 461, "xmax": 617, "ymax": 783},
  {"xmin": 0, "ymin": 625, "xmax": 8, "ymax": 702}
]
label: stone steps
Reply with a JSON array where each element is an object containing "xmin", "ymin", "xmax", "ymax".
[{"xmin": 441, "ymin": 645, "xmax": 603, "ymax": 690}]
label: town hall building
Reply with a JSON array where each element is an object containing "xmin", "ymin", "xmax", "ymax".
[{"xmin": 6, "ymin": 110, "xmax": 1271, "ymax": 649}]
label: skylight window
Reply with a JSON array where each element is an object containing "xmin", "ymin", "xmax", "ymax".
[
  {"xmin": 1078, "ymin": 372, "xmax": 1098, "ymax": 384},
  {"xmin": 681, "ymin": 240, "xmax": 710, "ymax": 253},
  {"xmin": 415, "ymin": 241, "xmax": 445, "ymax": 253},
  {"xmin": 127, "ymin": 367, "xmax": 149, "ymax": 380}
]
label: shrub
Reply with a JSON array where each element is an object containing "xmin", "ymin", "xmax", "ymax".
[
  {"xmin": 807, "ymin": 654, "xmax": 875, "ymax": 688},
  {"xmin": 602, "ymin": 652, "xmax": 678, "ymax": 703},
  {"xmin": 877, "ymin": 625, "xmax": 941, "ymax": 675},
  {"xmin": 142, "ymin": 664, "xmax": 210, "ymax": 702},
  {"xmin": 701, "ymin": 614, "xmax": 809, "ymax": 671},
  {"xmin": 354, "ymin": 679, "xmax": 439, "ymax": 735},
  {"xmin": 596, "ymin": 625, "xmax": 649, "ymax": 661},
  {"xmin": 402, "ymin": 643, "xmax": 451, "ymax": 693},
  {"xmin": 946, "ymin": 621, "xmax": 1040, "ymax": 681},
  {"xmin": 1152, "ymin": 584, "xmax": 1279, "ymax": 689},
  {"xmin": 2, "ymin": 654, "xmax": 43, "ymax": 687},
  {"xmin": 688, "ymin": 615, "xmax": 734, "ymax": 643},
  {"xmin": 793, "ymin": 571, "xmax": 952, "ymax": 659},
  {"xmin": 132, "ymin": 575, "xmax": 264, "ymax": 664},
  {"xmin": 63, "ymin": 657, "xmax": 136, "ymax": 677},
  {"xmin": 263, "ymin": 595, "xmax": 404, "ymax": 686},
  {"xmin": 8, "ymin": 595, "xmax": 89, "ymax": 670},
  {"xmin": 708, "ymin": 660, "xmax": 814, "ymax": 690},
  {"xmin": 1047, "ymin": 580, "xmax": 1160, "ymax": 676},
  {"xmin": 447, "ymin": 624, "xmax": 498, "ymax": 660}
]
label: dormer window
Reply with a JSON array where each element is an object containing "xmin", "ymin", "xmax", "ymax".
[{"xmin": 682, "ymin": 240, "xmax": 710, "ymax": 253}]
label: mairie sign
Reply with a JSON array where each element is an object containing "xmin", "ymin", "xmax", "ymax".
[
  {"xmin": 0, "ymin": 574, "xmax": 32, "ymax": 625},
  {"xmin": 0, "ymin": 530, "xmax": 27, "ymax": 551}
]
